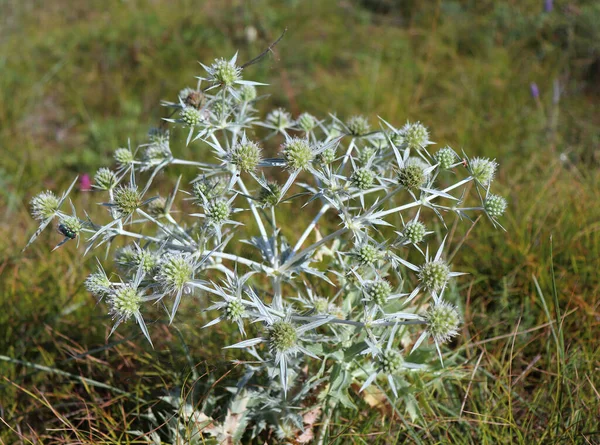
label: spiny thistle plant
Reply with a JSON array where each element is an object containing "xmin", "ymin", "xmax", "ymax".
[{"xmin": 26, "ymin": 50, "xmax": 507, "ymax": 442}]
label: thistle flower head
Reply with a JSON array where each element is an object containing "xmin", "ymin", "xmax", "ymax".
[
  {"xmin": 312, "ymin": 297, "xmax": 330, "ymax": 314},
  {"xmin": 148, "ymin": 127, "xmax": 170, "ymax": 146},
  {"xmin": 404, "ymin": 220, "xmax": 427, "ymax": 244},
  {"xmin": 317, "ymin": 147, "xmax": 336, "ymax": 164},
  {"xmin": 229, "ymin": 140, "xmax": 262, "ymax": 172},
  {"xmin": 470, "ymin": 157, "xmax": 498, "ymax": 186},
  {"xmin": 156, "ymin": 253, "xmax": 194, "ymax": 292},
  {"xmin": 58, "ymin": 216, "xmax": 83, "ymax": 238},
  {"xmin": 205, "ymin": 198, "xmax": 231, "ymax": 225},
  {"xmin": 94, "ymin": 168, "xmax": 118, "ymax": 191},
  {"xmin": 207, "ymin": 57, "xmax": 242, "ymax": 86},
  {"xmin": 282, "ymin": 137, "xmax": 314, "ymax": 170},
  {"xmin": 355, "ymin": 243, "xmax": 381, "ymax": 266},
  {"xmin": 358, "ymin": 147, "xmax": 376, "ymax": 164},
  {"xmin": 30, "ymin": 191, "xmax": 59, "ymax": 221},
  {"xmin": 210, "ymin": 99, "xmax": 231, "ymax": 118},
  {"xmin": 135, "ymin": 249, "xmax": 158, "ymax": 273},
  {"xmin": 297, "ymin": 112, "xmax": 316, "ymax": 132},
  {"xmin": 143, "ymin": 143, "xmax": 171, "ymax": 165},
  {"xmin": 113, "ymin": 185, "xmax": 142, "ymax": 217},
  {"xmin": 435, "ymin": 147, "xmax": 456, "ymax": 169},
  {"xmin": 419, "ymin": 260, "xmax": 450, "ymax": 292},
  {"xmin": 364, "ymin": 279, "xmax": 392, "ymax": 306},
  {"xmin": 238, "ymin": 84, "xmax": 256, "ymax": 102},
  {"xmin": 398, "ymin": 157, "xmax": 429, "ymax": 190},
  {"xmin": 225, "ymin": 299, "xmax": 245, "ymax": 321},
  {"xmin": 346, "ymin": 115, "xmax": 371, "ymax": 136},
  {"xmin": 351, "ymin": 168, "xmax": 375, "ymax": 190},
  {"xmin": 269, "ymin": 321, "xmax": 298, "ymax": 353},
  {"xmin": 484, "ymin": 194, "xmax": 507, "ymax": 218},
  {"xmin": 425, "ymin": 301, "xmax": 461, "ymax": 344},
  {"xmin": 114, "ymin": 148, "xmax": 135, "ymax": 166},
  {"xmin": 258, "ymin": 182, "xmax": 282, "ymax": 207},
  {"xmin": 116, "ymin": 245, "xmax": 137, "ymax": 266},
  {"xmin": 266, "ymin": 108, "xmax": 292, "ymax": 129},
  {"xmin": 180, "ymin": 107, "xmax": 203, "ymax": 127},
  {"xmin": 192, "ymin": 176, "xmax": 226, "ymax": 201},
  {"xmin": 85, "ymin": 270, "xmax": 111, "ymax": 300},
  {"xmin": 401, "ymin": 122, "xmax": 431, "ymax": 150},
  {"xmin": 109, "ymin": 285, "xmax": 143, "ymax": 321},
  {"xmin": 379, "ymin": 349, "xmax": 404, "ymax": 374}
]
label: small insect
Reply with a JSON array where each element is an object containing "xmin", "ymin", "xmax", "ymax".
[
  {"xmin": 461, "ymin": 158, "xmax": 469, "ymax": 168},
  {"xmin": 58, "ymin": 223, "xmax": 77, "ymax": 239}
]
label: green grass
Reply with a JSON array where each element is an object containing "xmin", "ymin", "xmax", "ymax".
[{"xmin": 1, "ymin": 0, "xmax": 599, "ymax": 443}]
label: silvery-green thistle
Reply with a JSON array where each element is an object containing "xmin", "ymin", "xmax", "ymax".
[
  {"xmin": 484, "ymin": 193, "xmax": 507, "ymax": 218},
  {"xmin": 266, "ymin": 108, "xmax": 293, "ymax": 132},
  {"xmin": 85, "ymin": 264, "xmax": 112, "ymax": 301},
  {"xmin": 398, "ymin": 157, "xmax": 432, "ymax": 191},
  {"xmin": 317, "ymin": 146, "xmax": 336, "ymax": 164},
  {"xmin": 238, "ymin": 84, "xmax": 257, "ymax": 102},
  {"xmin": 400, "ymin": 121, "xmax": 433, "ymax": 150},
  {"xmin": 363, "ymin": 279, "xmax": 392, "ymax": 307},
  {"xmin": 204, "ymin": 198, "xmax": 232, "ymax": 226},
  {"xmin": 397, "ymin": 238, "xmax": 465, "ymax": 303},
  {"xmin": 228, "ymin": 135, "xmax": 262, "ymax": 173},
  {"xmin": 412, "ymin": 298, "xmax": 461, "ymax": 364},
  {"xmin": 225, "ymin": 300, "xmax": 330, "ymax": 395},
  {"xmin": 155, "ymin": 253, "xmax": 197, "ymax": 323},
  {"xmin": 358, "ymin": 147, "xmax": 376, "ymax": 164},
  {"xmin": 57, "ymin": 215, "xmax": 83, "ymax": 240},
  {"xmin": 124, "ymin": 245, "xmax": 158, "ymax": 274},
  {"xmin": 114, "ymin": 147, "xmax": 135, "ymax": 168},
  {"xmin": 258, "ymin": 182, "xmax": 282, "ymax": 207},
  {"xmin": 202, "ymin": 276, "xmax": 253, "ymax": 336},
  {"xmin": 352, "ymin": 242, "xmax": 383, "ymax": 266},
  {"xmin": 180, "ymin": 106, "xmax": 204, "ymax": 127},
  {"xmin": 359, "ymin": 325, "xmax": 425, "ymax": 397},
  {"xmin": 94, "ymin": 168, "xmax": 118, "ymax": 191},
  {"xmin": 281, "ymin": 137, "xmax": 314, "ymax": 171},
  {"xmin": 30, "ymin": 191, "xmax": 59, "ymax": 222},
  {"xmin": 396, "ymin": 214, "xmax": 430, "ymax": 246},
  {"xmin": 191, "ymin": 175, "xmax": 226, "ymax": 202},
  {"xmin": 297, "ymin": 112, "xmax": 316, "ymax": 132},
  {"xmin": 469, "ymin": 157, "xmax": 498, "ymax": 187},
  {"xmin": 435, "ymin": 146, "xmax": 458, "ymax": 170},
  {"xmin": 148, "ymin": 127, "xmax": 170, "ymax": 146},
  {"xmin": 111, "ymin": 185, "xmax": 143, "ymax": 218},
  {"xmin": 351, "ymin": 168, "xmax": 375, "ymax": 190},
  {"xmin": 203, "ymin": 54, "xmax": 242, "ymax": 87},
  {"xmin": 25, "ymin": 177, "xmax": 78, "ymax": 251},
  {"xmin": 142, "ymin": 142, "xmax": 172, "ymax": 167},
  {"xmin": 107, "ymin": 266, "xmax": 154, "ymax": 346},
  {"xmin": 346, "ymin": 115, "xmax": 371, "ymax": 136}
]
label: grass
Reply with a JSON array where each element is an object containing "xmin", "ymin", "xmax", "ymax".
[{"xmin": 1, "ymin": 0, "xmax": 599, "ymax": 443}]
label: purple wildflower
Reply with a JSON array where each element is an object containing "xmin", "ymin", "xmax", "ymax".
[
  {"xmin": 530, "ymin": 82, "xmax": 540, "ymax": 99},
  {"xmin": 80, "ymin": 174, "xmax": 92, "ymax": 191}
]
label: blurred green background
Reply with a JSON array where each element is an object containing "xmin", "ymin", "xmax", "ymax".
[{"xmin": 1, "ymin": 0, "xmax": 599, "ymax": 443}]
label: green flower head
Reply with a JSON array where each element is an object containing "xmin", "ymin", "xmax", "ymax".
[
  {"xmin": 30, "ymin": 191, "xmax": 59, "ymax": 221},
  {"xmin": 425, "ymin": 301, "xmax": 461, "ymax": 344},
  {"xmin": 269, "ymin": 321, "xmax": 298, "ymax": 353},
  {"xmin": 282, "ymin": 137, "xmax": 314, "ymax": 170},
  {"xmin": 485, "ymin": 194, "xmax": 507, "ymax": 218}
]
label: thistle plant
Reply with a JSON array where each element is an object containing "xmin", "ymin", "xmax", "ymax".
[{"xmin": 26, "ymin": 49, "xmax": 507, "ymax": 441}]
